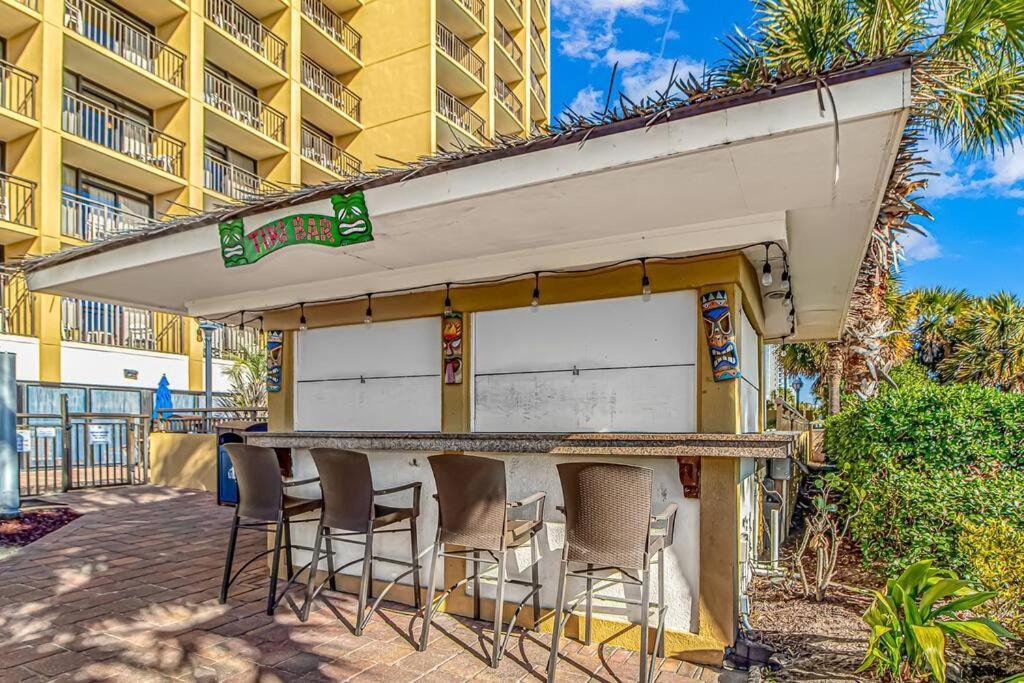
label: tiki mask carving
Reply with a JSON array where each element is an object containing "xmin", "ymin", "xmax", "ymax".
[
  {"xmin": 442, "ymin": 313, "xmax": 463, "ymax": 384},
  {"xmin": 701, "ymin": 290, "xmax": 741, "ymax": 381}
]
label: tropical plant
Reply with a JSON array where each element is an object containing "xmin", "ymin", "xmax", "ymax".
[
  {"xmin": 793, "ymin": 472, "xmax": 866, "ymax": 601},
  {"xmin": 725, "ymin": 0, "xmax": 1024, "ymax": 405},
  {"xmin": 961, "ymin": 518, "xmax": 1024, "ymax": 637},
  {"xmin": 859, "ymin": 560, "xmax": 1012, "ymax": 682},
  {"xmin": 223, "ymin": 343, "xmax": 267, "ymax": 408},
  {"xmin": 938, "ymin": 291, "xmax": 1024, "ymax": 390}
]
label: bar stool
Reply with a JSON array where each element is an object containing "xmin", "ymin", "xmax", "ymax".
[
  {"xmin": 546, "ymin": 462, "xmax": 678, "ymax": 683},
  {"xmin": 419, "ymin": 453, "xmax": 546, "ymax": 668},
  {"xmin": 299, "ymin": 448, "xmax": 422, "ymax": 635},
  {"xmin": 219, "ymin": 444, "xmax": 322, "ymax": 616}
]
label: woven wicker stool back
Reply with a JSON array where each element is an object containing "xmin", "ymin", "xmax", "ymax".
[
  {"xmin": 557, "ymin": 462, "xmax": 653, "ymax": 570},
  {"xmin": 310, "ymin": 448, "xmax": 374, "ymax": 532},
  {"xmin": 224, "ymin": 444, "xmax": 284, "ymax": 523},
  {"xmin": 428, "ymin": 453, "xmax": 508, "ymax": 552}
]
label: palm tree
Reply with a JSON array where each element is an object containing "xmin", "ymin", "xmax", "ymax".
[
  {"xmin": 939, "ymin": 291, "xmax": 1024, "ymax": 390},
  {"xmin": 721, "ymin": 0, "xmax": 1024, "ymax": 410},
  {"xmin": 913, "ymin": 286, "xmax": 972, "ymax": 370},
  {"xmin": 223, "ymin": 343, "xmax": 268, "ymax": 408}
]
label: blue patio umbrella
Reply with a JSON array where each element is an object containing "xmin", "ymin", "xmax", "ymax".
[{"xmin": 153, "ymin": 374, "xmax": 173, "ymax": 420}]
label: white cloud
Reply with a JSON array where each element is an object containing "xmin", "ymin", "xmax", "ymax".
[
  {"xmin": 552, "ymin": 0, "xmax": 684, "ymax": 60},
  {"xmin": 619, "ymin": 56, "xmax": 704, "ymax": 101},
  {"xmin": 900, "ymin": 229, "xmax": 943, "ymax": 262},
  {"xmin": 922, "ymin": 140, "xmax": 1024, "ymax": 200},
  {"xmin": 569, "ymin": 85, "xmax": 604, "ymax": 114},
  {"xmin": 604, "ymin": 48, "xmax": 650, "ymax": 68}
]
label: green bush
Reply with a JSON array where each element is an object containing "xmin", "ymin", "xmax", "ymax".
[
  {"xmin": 961, "ymin": 519, "xmax": 1024, "ymax": 637},
  {"xmin": 824, "ymin": 380, "xmax": 1024, "ymax": 581}
]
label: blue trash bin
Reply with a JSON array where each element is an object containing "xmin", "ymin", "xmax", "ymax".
[{"xmin": 216, "ymin": 424, "xmax": 267, "ymax": 506}]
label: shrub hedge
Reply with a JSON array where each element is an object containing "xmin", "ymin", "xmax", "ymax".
[{"xmin": 824, "ymin": 375, "xmax": 1024, "ymax": 585}]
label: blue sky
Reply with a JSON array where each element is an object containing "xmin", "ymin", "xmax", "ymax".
[{"xmin": 548, "ymin": 0, "xmax": 1024, "ymax": 299}]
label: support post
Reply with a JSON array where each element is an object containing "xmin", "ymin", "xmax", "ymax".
[
  {"xmin": 60, "ymin": 394, "xmax": 71, "ymax": 492},
  {"xmin": 0, "ymin": 353, "xmax": 19, "ymax": 518},
  {"xmin": 199, "ymin": 322, "xmax": 219, "ymax": 427}
]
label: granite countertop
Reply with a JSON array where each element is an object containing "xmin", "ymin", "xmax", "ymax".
[{"xmin": 244, "ymin": 431, "xmax": 800, "ymax": 459}]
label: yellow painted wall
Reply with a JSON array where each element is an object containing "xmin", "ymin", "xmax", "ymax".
[{"xmin": 149, "ymin": 432, "xmax": 219, "ymax": 492}]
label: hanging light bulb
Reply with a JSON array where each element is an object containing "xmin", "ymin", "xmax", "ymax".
[
  {"xmin": 364, "ymin": 294, "xmax": 373, "ymax": 324},
  {"xmin": 640, "ymin": 259, "xmax": 652, "ymax": 301},
  {"xmin": 443, "ymin": 283, "xmax": 453, "ymax": 316},
  {"xmin": 761, "ymin": 244, "xmax": 773, "ymax": 287},
  {"xmin": 298, "ymin": 303, "xmax": 308, "ymax": 331},
  {"xmin": 781, "ymin": 268, "xmax": 790, "ymax": 283},
  {"xmin": 784, "ymin": 289, "xmax": 793, "ymax": 302},
  {"xmin": 530, "ymin": 272, "xmax": 540, "ymax": 309},
  {"xmin": 258, "ymin": 316, "xmax": 264, "ymax": 333},
  {"xmin": 787, "ymin": 308, "xmax": 795, "ymax": 324}
]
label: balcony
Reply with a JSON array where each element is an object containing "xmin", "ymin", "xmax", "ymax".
[
  {"xmin": 64, "ymin": 0, "xmax": 186, "ymax": 107},
  {"xmin": 533, "ymin": 0, "xmax": 546, "ymax": 25},
  {"xmin": 300, "ymin": 56, "xmax": 361, "ymax": 135},
  {"xmin": 204, "ymin": 69, "xmax": 287, "ymax": 159},
  {"xmin": 209, "ymin": 323, "xmax": 262, "ymax": 359},
  {"xmin": 530, "ymin": 70, "xmax": 547, "ymax": 115},
  {"xmin": 438, "ymin": 0, "xmax": 484, "ymax": 38},
  {"xmin": 493, "ymin": 75, "xmax": 523, "ymax": 135},
  {"xmin": 300, "ymin": 125, "xmax": 360, "ymax": 182},
  {"xmin": 61, "ymin": 192, "xmax": 158, "ymax": 243},
  {"xmin": 0, "ymin": 0, "xmax": 41, "ymax": 40},
  {"xmin": 301, "ymin": 0, "xmax": 361, "ymax": 75},
  {"xmin": 203, "ymin": 154, "xmax": 283, "ymax": 204},
  {"xmin": 61, "ymin": 297, "xmax": 186, "ymax": 355},
  {"xmin": 205, "ymin": 0, "xmax": 287, "ymax": 88},
  {"xmin": 0, "ymin": 172, "xmax": 36, "ymax": 243},
  {"xmin": 495, "ymin": 0, "xmax": 522, "ymax": 29},
  {"xmin": 436, "ymin": 86, "xmax": 484, "ymax": 148},
  {"xmin": 61, "ymin": 90, "xmax": 186, "ymax": 194},
  {"xmin": 0, "ymin": 59, "xmax": 37, "ymax": 141},
  {"xmin": 529, "ymin": 20, "xmax": 546, "ymax": 75},
  {"xmin": 494, "ymin": 19, "xmax": 523, "ymax": 83},
  {"xmin": 0, "ymin": 273, "xmax": 35, "ymax": 338},
  {"xmin": 435, "ymin": 23, "xmax": 484, "ymax": 97}
]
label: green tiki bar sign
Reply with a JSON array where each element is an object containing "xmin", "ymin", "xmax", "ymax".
[{"xmin": 219, "ymin": 191, "xmax": 374, "ymax": 268}]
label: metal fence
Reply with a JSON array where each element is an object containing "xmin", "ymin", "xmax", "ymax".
[
  {"xmin": 206, "ymin": 0, "xmax": 286, "ymax": 70},
  {"xmin": 301, "ymin": 126, "xmax": 361, "ymax": 177},
  {"xmin": 0, "ymin": 58, "xmax": 37, "ymax": 118},
  {"xmin": 61, "ymin": 192, "xmax": 156, "ymax": 242},
  {"xmin": 436, "ymin": 23, "xmax": 484, "ymax": 82},
  {"xmin": 437, "ymin": 86, "xmax": 485, "ymax": 139},
  {"xmin": 0, "ymin": 172, "xmax": 36, "ymax": 229},
  {"xmin": 301, "ymin": 56, "xmax": 361, "ymax": 122},
  {"xmin": 1, "ymin": 272, "xmax": 35, "ymax": 337},
  {"xmin": 61, "ymin": 297, "xmax": 186, "ymax": 355},
  {"xmin": 301, "ymin": 0, "xmax": 362, "ymax": 59},
  {"xmin": 204, "ymin": 154, "xmax": 282, "ymax": 201},
  {"xmin": 204, "ymin": 69, "xmax": 286, "ymax": 144},
  {"xmin": 154, "ymin": 406, "xmax": 267, "ymax": 434}
]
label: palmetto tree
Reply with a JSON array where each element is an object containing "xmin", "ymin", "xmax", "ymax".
[
  {"xmin": 723, "ymin": 0, "xmax": 1024, "ymax": 411},
  {"xmin": 913, "ymin": 286, "xmax": 973, "ymax": 370},
  {"xmin": 939, "ymin": 291, "xmax": 1024, "ymax": 389},
  {"xmin": 223, "ymin": 343, "xmax": 268, "ymax": 408}
]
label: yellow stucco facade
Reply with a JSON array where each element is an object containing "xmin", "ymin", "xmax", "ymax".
[
  {"xmin": 261, "ymin": 253, "xmax": 765, "ymax": 665},
  {"xmin": 0, "ymin": 0, "xmax": 550, "ymax": 388}
]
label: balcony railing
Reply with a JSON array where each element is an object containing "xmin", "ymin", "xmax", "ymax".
[
  {"xmin": 65, "ymin": 0, "xmax": 186, "ymax": 89},
  {"xmin": 206, "ymin": 0, "xmax": 286, "ymax": 70},
  {"xmin": 494, "ymin": 20, "xmax": 522, "ymax": 71},
  {"xmin": 14, "ymin": 0, "xmax": 39, "ymax": 10},
  {"xmin": 61, "ymin": 192, "xmax": 157, "ymax": 242},
  {"xmin": 530, "ymin": 20, "xmax": 546, "ymax": 69},
  {"xmin": 0, "ymin": 172, "xmax": 36, "ymax": 228},
  {"xmin": 530, "ymin": 70, "xmax": 546, "ymax": 107},
  {"xmin": 0, "ymin": 60, "xmax": 37, "ymax": 118},
  {"xmin": 454, "ymin": 0, "xmax": 485, "ymax": 24},
  {"xmin": 533, "ymin": 0, "xmax": 546, "ymax": 19},
  {"xmin": 301, "ymin": 0, "xmax": 361, "ymax": 60},
  {"xmin": 204, "ymin": 70, "xmax": 286, "ymax": 144},
  {"xmin": 204, "ymin": 154, "xmax": 282, "ymax": 201},
  {"xmin": 209, "ymin": 324, "xmax": 262, "ymax": 359},
  {"xmin": 62, "ymin": 90, "xmax": 185, "ymax": 176},
  {"xmin": 62, "ymin": 297, "xmax": 186, "ymax": 355},
  {"xmin": 0, "ymin": 273, "xmax": 35, "ymax": 338},
  {"xmin": 505, "ymin": 0, "xmax": 522, "ymax": 17},
  {"xmin": 436, "ymin": 23, "xmax": 484, "ymax": 82},
  {"xmin": 436, "ymin": 86, "xmax": 485, "ymax": 140},
  {"xmin": 494, "ymin": 76, "xmax": 522, "ymax": 122},
  {"xmin": 301, "ymin": 126, "xmax": 361, "ymax": 177},
  {"xmin": 301, "ymin": 57, "xmax": 361, "ymax": 122}
]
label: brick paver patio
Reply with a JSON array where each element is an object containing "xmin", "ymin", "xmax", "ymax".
[{"xmin": 0, "ymin": 486, "xmax": 744, "ymax": 682}]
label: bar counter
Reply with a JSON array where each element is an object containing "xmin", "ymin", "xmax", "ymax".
[{"xmin": 244, "ymin": 430, "xmax": 799, "ymax": 459}]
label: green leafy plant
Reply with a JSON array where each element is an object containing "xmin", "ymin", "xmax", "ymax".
[
  {"xmin": 793, "ymin": 472, "xmax": 866, "ymax": 601},
  {"xmin": 859, "ymin": 560, "xmax": 1012, "ymax": 682},
  {"xmin": 961, "ymin": 518, "xmax": 1024, "ymax": 637},
  {"xmin": 223, "ymin": 343, "xmax": 267, "ymax": 408}
]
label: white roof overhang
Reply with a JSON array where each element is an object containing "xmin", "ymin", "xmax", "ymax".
[{"xmin": 26, "ymin": 63, "xmax": 911, "ymax": 342}]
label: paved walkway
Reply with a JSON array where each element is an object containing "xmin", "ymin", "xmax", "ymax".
[{"xmin": 0, "ymin": 486, "xmax": 744, "ymax": 682}]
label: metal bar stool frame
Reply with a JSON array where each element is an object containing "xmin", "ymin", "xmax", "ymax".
[
  {"xmin": 545, "ymin": 462, "xmax": 679, "ymax": 683},
  {"xmin": 219, "ymin": 444, "xmax": 324, "ymax": 616},
  {"xmin": 299, "ymin": 448, "xmax": 423, "ymax": 636},
  {"xmin": 418, "ymin": 453, "xmax": 546, "ymax": 669}
]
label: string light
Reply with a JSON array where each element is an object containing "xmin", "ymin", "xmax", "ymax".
[
  {"xmin": 258, "ymin": 316, "xmax": 264, "ymax": 333},
  {"xmin": 530, "ymin": 272, "xmax": 540, "ymax": 308},
  {"xmin": 640, "ymin": 258, "xmax": 652, "ymax": 301},
  {"xmin": 443, "ymin": 283, "xmax": 452, "ymax": 316},
  {"xmin": 364, "ymin": 294, "xmax": 373, "ymax": 324},
  {"xmin": 239, "ymin": 311, "xmax": 245, "ymax": 330},
  {"xmin": 298, "ymin": 303, "xmax": 308, "ymax": 331},
  {"xmin": 761, "ymin": 243, "xmax": 773, "ymax": 287}
]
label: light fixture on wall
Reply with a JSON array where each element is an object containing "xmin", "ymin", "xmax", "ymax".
[
  {"xmin": 298, "ymin": 303, "xmax": 308, "ymax": 331},
  {"xmin": 364, "ymin": 294, "xmax": 373, "ymax": 325},
  {"xmin": 640, "ymin": 258, "xmax": 652, "ymax": 301},
  {"xmin": 761, "ymin": 243, "xmax": 773, "ymax": 287},
  {"xmin": 443, "ymin": 283, "xmax": 453, "ymax": 316},
  {"xmin": 530, "ymin": 272, "xmax": 540, "ymax": 309}
]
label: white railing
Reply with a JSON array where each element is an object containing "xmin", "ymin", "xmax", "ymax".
[
  {"xmin": 436, "ymin": 86, "xmax": 485, "ymax": 140},
  {"xmin": 436, "ymin": 23, "xmax": 484, "ymax": 81},
  {"xmin": 205, "ymin": 0, "xmax": 286, "ymax": 69},
  {"xmin": 301, "ymin": 57, "xmax": 361, "ymax": 121},
  {"xmin": 61, "ymin": 298, "xmax": 186, "ymax": 354},
  {"xmin": 301, "ymin": 0, "xmax": 362, "ymax": 59},
  {"xmin": 204, "ymin": 154, "xmax": 282, "ymax": 201},
  {"xmin": 494, "ymin": 75, "xmax": 522, "ymax": 121},
  {"xmin": 301, "ymin": 126, "xmax": 361, "ymax": 177},
  {"xmin": 494, "ymin": 19, "xmax": 522, "ymax": 71},
  {"xmin": 204, "ymin": 69, "xmax": 286, "ymax": 143},
  {"xmin": 61, "ymin": 192, "xmax": 156, "ymax": 242}
]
